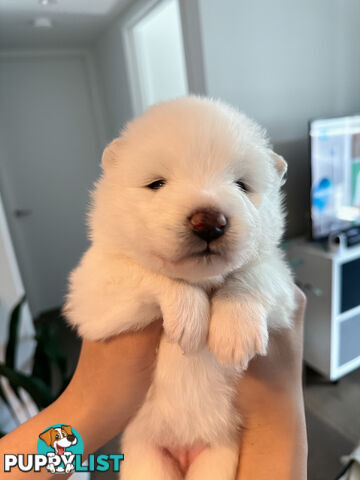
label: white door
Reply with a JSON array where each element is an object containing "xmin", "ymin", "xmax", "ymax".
[{"xmin": 0, "ymin": 54, "xmax": 103, "ymax": 316}]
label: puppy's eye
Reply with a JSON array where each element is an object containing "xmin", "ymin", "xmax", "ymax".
[
  {"xmin": 235, "ymin": 180, "xmax": 250, "ymax": 193},
  {"xmin": 146, "ymin": 179, "xmax": 166, "ymax": 190},
  {"xmin": 55, "ymin": 434, "xmax": 60, "ymax": 439}
]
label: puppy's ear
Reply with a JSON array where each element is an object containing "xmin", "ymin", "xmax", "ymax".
[
  {"xmin": 270, "ymin": 152, "xmax": 288, "ymax": 185},
  {"xmin": 62, "ymin": 425, "xmax": 73, "ymax": 436},
  {"xmin": 39, "ymin": 428, "xmax": 54, "ymax": 446},
  {"xmin": 101, "ymin": 138, "xmax": 123, "ymax": 170}
]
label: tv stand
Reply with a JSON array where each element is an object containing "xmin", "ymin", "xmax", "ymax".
[
  {"xmin": 287, "ymin": 238, "xmax": 360, "ymax": 380},
  {"xmin": 327, "ymin": 226, "xmax": 360, "ymax": 250}
]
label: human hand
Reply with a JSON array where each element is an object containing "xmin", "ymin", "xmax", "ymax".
[
  {"xmin": 58, "ymin": 318, "xmax": 164, "ymax": 455},
  {"xmin": 235, "ymin": 286, "xmax": 307, "ymax": 479},
  {"xmin": 0, "ymin": 319, "xmax": 163, "ymax": 477}
]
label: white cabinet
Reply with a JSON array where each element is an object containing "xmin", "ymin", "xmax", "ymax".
[{"xmin": 287, "ymin": 238, "xmax": 360, "ymax": 380}]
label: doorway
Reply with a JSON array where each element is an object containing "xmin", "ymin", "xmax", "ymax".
[
  {"xmin": 124, "ymin": 0, "xmax": 188, "ymax": 115},
  {"xmin": 0, "ymin": 53, "xmax": 104, "ymax": 315}
]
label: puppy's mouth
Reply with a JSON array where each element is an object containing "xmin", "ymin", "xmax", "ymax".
[
  {"xmin": 153, "ymin": 244, "xmax": 222, "ymax": 267},
  {"xmin": 188, "ymin": 245, "xmax": 220, "ymax": 259}
]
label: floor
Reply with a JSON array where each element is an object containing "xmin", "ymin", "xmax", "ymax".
[{"xmin": 305, "ymin": 366, "xmax": 360, "ymax": 480}]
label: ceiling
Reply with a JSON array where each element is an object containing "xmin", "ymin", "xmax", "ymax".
[{"xmin": 0, "ymin": 0, "xmax": 133, "ymax": 49}]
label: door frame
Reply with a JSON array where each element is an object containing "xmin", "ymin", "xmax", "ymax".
[
  {"xmin": 121, "ymin": 0, "xmax": 207, "ymax": 117},
  {"xmin": 122, "ymin": 0, "xmax": 160, "ymax": 117}
]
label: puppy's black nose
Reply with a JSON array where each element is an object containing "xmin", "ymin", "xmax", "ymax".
[{"xmin": 189, "ymin": 209, "xmax": 228, "ymax": 242}]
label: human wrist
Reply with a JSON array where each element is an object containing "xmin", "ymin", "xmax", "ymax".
[
  {"xmin": 237, "ymin": 389, "xmax": 307, "ymax": 480},
  {"xmin": 236, "ymin": 362, "xmax": 303, "ymax": 412}
]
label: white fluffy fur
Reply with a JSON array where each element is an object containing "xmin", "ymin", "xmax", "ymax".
[{"xmin": 64, "ymin": 96, "xmax": 295, "ymax": 479}]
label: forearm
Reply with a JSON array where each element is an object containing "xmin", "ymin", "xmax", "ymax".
[
  {"xmin": 237, "ymin": 389, "xmax": 307, "ymax": 480},
  {"xmin": 0, "ymin": 321, "xmax": 161, "ymax": 477},
  {"xmin": 0, "ymin": 373, "xmax": 128, "ymax": 478},
  {"xmin": 0, "ymin": 371, "xmax": 132, "ymax": 453},
  {"xmin": 0, "ymin": 393, "xmax": 94, "ymax": 479}
]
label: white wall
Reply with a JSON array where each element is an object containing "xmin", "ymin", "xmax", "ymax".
[
  {"xmin": 198, "ymin": 0, "xmax": 360, "ymax": 237},
  {"xmin": 93, "ymin": 17, "xmax": 134, "ymax": 141}
]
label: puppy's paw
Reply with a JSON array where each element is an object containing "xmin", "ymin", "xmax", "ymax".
[
  {"xmin": 162, "ymin": 286, "xmax": 210, "ymax": 353},
  {"xmin": 208, "ymin": 297, "xmax": 268, "ymax": 369}
]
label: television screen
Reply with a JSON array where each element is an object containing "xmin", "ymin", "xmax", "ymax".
[{"xmin": 310, "ymin": 115, "xmax": 360, "ymax": 239}]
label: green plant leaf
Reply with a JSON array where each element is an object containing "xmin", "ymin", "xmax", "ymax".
[
  {"xmin": 5, "ymin": 295, "xmax": 27, "ymax": 401},
  {"xmin": 5, "ymin": 295, "xmax": 26, "ymax": 370},
  {"xmin": 56, "ymin": 374, "xmax": 72, "ymax": 398},
  {"xmin": 0, "ymin": 379, "xmax": 20, "ymax": 426},
  {"xmin": 0, "ymin": 381, "xmax": 9, "ymax": 406},
  {"xmin": 0, "ymin": 363, "xmax": 54, "ymax": 410},
  {"xmin": 32, "ymin": 343, "xmax": 52, "ymax": 387},
  {"xmin": 33, "ymin": 316, "xmax": 68, "ymax": 389}
]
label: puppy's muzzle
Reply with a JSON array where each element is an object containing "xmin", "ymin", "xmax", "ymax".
[{"xmin": 189, "ymin": 209, "xmax": 228, "ymax": 243}]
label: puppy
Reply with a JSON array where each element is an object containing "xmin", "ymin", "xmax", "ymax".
[
  {"xmin": 64, "ymin": 96, "xmax": 295, "ymax": 479},
  {"xmin": 39, "ymin": 425, "xmax": 77, "ymax": 455},
  {"xmin": 39, "ymin": 425, "xmax": 77, "ymax": 473}
]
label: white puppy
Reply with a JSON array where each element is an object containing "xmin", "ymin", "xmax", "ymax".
[{"xmin": 64, "ymin": 96, "xmax": 295, "ymax": 479}]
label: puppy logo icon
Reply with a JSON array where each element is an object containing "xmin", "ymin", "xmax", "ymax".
[
  {"xmin": 4, "ymin": 423, "xmax": 123, "ymax": 473},
  {"xmin": 37, "ymin": 424, "xmax": 84, "ymax": 474}
]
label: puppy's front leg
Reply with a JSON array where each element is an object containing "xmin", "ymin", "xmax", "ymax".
[
  {"xmin": 208, "ymin": 282, "xmax": 269, "ymax": 369},
  {"xmin": 158, "ymin": 281, "xmax": 210, "ymax": 354}
]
